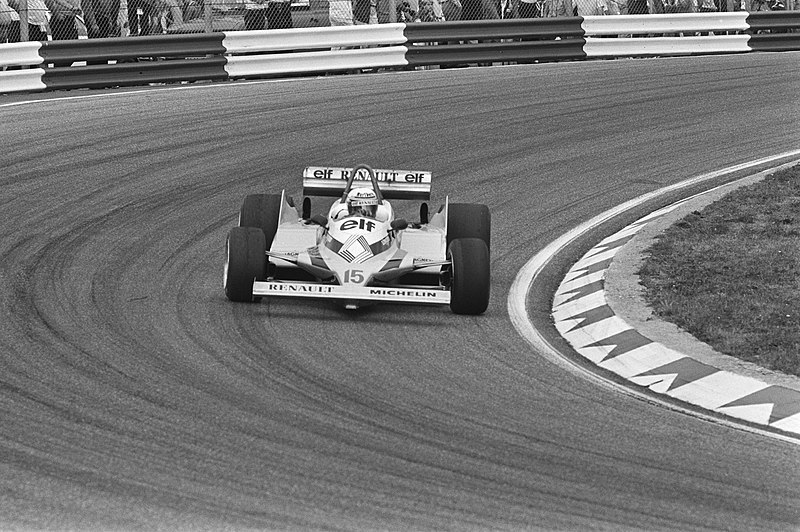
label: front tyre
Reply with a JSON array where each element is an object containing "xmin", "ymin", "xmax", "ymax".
[
  {"xmin": 447, "ymin": 203, "xmax": 491, "ymax": 252},
  {"xmin": 448, "ymin": 237, "xmax": 490, "ymax": 315},
  {"xmin": 224, "ymin": 227, "xmax": 267, "ymax": 302},
  {"xmin": 239, "ymin": 194, "xmax": 282, "ymax": 250}
]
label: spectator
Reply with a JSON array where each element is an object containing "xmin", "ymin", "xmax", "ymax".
[
  {"xmin": 84, "ymin": 0, "xmax": 121, "ymax": 37},
  {"xmin": 46, "ymin": 0, "xmax": 88, "ymax": 39},
  {"xmin": 329, "ymin": 0, "xmax": 354, "ymax": 26},
  {"xmin": 416, "ymin": 0, "xmax": 444, "ymax": 18},
  {"xmin": 576, "ymin": 0, "xmax": 621, "ymax": 14},
  {"xmin": 460, "ymin": 0, "xmax": 498, "ymax": 19},
  {"xmin": 128, "ymin": 0, "xmax": 157, "ymax": 34},
  {"xmin": 157, "ymin": 0, "xmax": 183, "ymax": 30},
  {"xmin": 246, "ymin": 0, "xmax": 292, "ymax": 29},
  {"xmin": 497, "ymin": 0, "xmax": 514, "ymax": 16},
  {"xmin": 627, "ymin": 0, "xmax": 648, "ymax": 12},
  {"xmin": 8, "ymin": 0, "xmax": 50, "ymax": 40},
  {"xmin": 440, "ymin": 0, "xmax": 460, "ymax": 19},
  {"xmin": 1, "ymin": 0, "xmax": 20, "ymax": 42},
  {"xmin": 354, "ymin": 0, "xmax": 377, "ymax": 23},
  {"xmin": 517, "ymin": 0, "xmax": 546, "ymax": 17},
  {"xmin": 395, "ymin": 0, "xmax": 413, "ymax": 20},
  {"xmin": 376, "ymin": 0, "xmax": 397, "ymax": 21},
  {"xmin": 661, "ymin": 0, "xmax": 694, "ymax": 11}
]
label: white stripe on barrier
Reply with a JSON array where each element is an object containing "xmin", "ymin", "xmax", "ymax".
[
  {"xmin": 225, "ymin": 47, "xmax": 409, "ymax": 78},
  {"xmin": 222, "ymin": 24, "xmax": 408, "ymax": 53},
  {"xmin": 582, "ymin": 13, "xmax": 750, "ymax": 35},
  {"xmin": 0, "ymin": 69, "xmax": 47, "ymax": 93},
  {"xmin": 584, "ymin": 35, "xmax": 752, "ymax": 57},
  {"xmin": 0, "ymin": 42, "xmax": 44, "ymax": 68}
]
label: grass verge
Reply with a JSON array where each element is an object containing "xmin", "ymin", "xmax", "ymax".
[{"xmin": 638, "ymin": 164, "xmax": 800, "ymax": 377}]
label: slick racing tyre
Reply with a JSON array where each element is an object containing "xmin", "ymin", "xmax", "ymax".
[
  {"xmin": 448, "ymin": 237, "xmax": 490, "ymax": 315},
  {"xmin": 224, "ymin": 227, "xmax": 267, "ymax": 302},
  {"xmin": 447, "ymin": 203, "xmax": 491, "ymax": 252},
  {"xmin": 239, "ymin": 194, "xmax": 282, "ymax": 250}
]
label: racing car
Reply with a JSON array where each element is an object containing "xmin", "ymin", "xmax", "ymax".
[{"xmin": 223, "ymin": 164, "xmax": 490, "ymax": 314}]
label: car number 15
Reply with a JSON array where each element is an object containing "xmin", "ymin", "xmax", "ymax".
[{"xmin": 344, "ymin": 270, "xmax": 364, "ymax": 283}]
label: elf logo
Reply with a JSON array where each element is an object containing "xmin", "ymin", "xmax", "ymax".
[{"xmin": 340, "ymin": 218, "xmax": 376, "ymax": 232}]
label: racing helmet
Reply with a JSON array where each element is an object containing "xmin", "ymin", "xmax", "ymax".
[{"xmin": 346, "ymin": 188, "xmax": 379, "ymax": 218}]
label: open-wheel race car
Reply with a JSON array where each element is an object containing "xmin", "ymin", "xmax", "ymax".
[{"xmin": 223, "ymin": 164, "xmax": 490, "ymax": 314}]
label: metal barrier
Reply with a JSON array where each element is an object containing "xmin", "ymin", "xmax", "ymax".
[{"xmin": 1, "ymin": 13, "xmax": 799, "ymax": 93}]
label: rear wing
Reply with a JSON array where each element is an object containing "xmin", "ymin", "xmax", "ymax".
[{"xmin": 303, "ymin": 166, "xmax": 432, "ymax": 200}]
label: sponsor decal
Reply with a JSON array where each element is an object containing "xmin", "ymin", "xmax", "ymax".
[
  {"xmin": 309, "ymin": 168, "xmax": 430, "ymax": 184},
  {"xmin": 340, "ymin": 218, "xmax": 377, "ymax": 232},
  {"xmin": 339, "ymin": 235, "xmax": 373, "ymax": 263},
  {"xmin": 267, "ymin": 283, "xmax": 334, "ymax": 294},
  {"xmin": 368, "ymin": 288, "xmax": 439, "ymax": 298}
]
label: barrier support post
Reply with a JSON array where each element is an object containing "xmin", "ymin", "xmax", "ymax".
[{"xmin": 20, "ymin": 0, "xmax": 29, "ymax": 42}]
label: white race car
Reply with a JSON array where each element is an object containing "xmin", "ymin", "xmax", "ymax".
[{"xmin": 224, "ymin": 164, "xmax": 490, "ymax": 314}]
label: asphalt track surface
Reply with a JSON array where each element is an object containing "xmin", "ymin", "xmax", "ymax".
[{"xmin": 1, "ymin": 53, "xmax": 799, "ymax": 530}]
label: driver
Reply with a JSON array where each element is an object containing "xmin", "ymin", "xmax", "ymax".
[{"xmin": 346, "ymin": 188, "xmax": 379, "ymax": 218}]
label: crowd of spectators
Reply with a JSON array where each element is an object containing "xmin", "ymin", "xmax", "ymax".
[
  {"xmin": 1, "ymin": 0, "xmax": 795, "ymax": 43},
  {"xmin": 0, "ymin": 0, "xmax": 205, "ymax": 41},
  {"xmin": 328, "ymin": 0, "xmax": 793, "ymax": 24}
]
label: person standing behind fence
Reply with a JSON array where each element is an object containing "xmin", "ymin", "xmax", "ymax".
[
  {"xmin": 661, "ymin": 0, "xmax": 694, "ymax": 12},
  {"xmin": 355, "ymin": 0, "xmax": 400, "ymax": 23},
  {"xmin": 627, "ymin": 0, "xmax": 648, "ymax": 13},
  {"xmin": 1, "ymin": 0, "xmax": 20, "ymax": 42},
  {"xmin": 416, "ymin": 0, "xmax": 444, "ymax": 19},
  {"xmin": 576, "ymin": 0, "xmax": 621, "ymax": 15},
  {"xmin": 353, "ymin": 0, "xmax": 377, "ymax": 23},
  {"xmin": 329, "ymin": 0, "xmax": 353, "ymax": 26},
  {"xmin": 46, "ymin": 0, "xmax": 88, "ymax": 38},
  {"xmin": 84, "ymin": 0, "xmax": 121, "ymax": 37},
  {"xmin": 128, "ymin": 0, "xmax": 157, "ymax": 34},
  {"xmin": 246, "ymin": 0, "xmax": 292, "ymax": 30},
  {"xmin": 517, "ymin": 0, "xmax": 572, "ymax": 18},
  {"xmin": 8, "ymin": 0, "xmax": 50, "ymax": 39},
  {"xmin": 440, "ymin": 0, "xmax": 460, "ymax": 19},
  {"xmin": 517, "ymin": 0, "xmax": 545, "ymax": 18},
  {"xmin": 460, "ymin": 0, "xmax": 498, "ymax": 19}
]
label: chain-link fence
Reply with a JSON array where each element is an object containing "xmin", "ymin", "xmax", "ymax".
[{"xmin": 1, "ymin": 0, "xmax": 796, "ymax": 43}]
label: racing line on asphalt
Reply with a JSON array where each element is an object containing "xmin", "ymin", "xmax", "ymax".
[{"xmin": 508, "ymin": 149, "xmax": 800, "ymax": 444}]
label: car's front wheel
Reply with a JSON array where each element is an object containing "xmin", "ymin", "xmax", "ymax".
[
  {"xmin": 448, "ymin": 237, "xmax": 490, "ymax": 315},
  {"xmin": 224, "ymin": 227, "xmax": 266, "ymax": 302},
  {"xmin": 239, "ymin": 194, "xmax": 282, "ymax": 250},
  {"xmin": 447, "ymin": 203, "xmax": 491, "ymax": 252}
]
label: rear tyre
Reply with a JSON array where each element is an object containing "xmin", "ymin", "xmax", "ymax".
[
  {"xmin": 224, "ymin": 227, "xmax": 267, "ymax": 302},
  {"xmin": 448, "ymin": 238, "xmax": 490, "ymax": 315},
  {"xmin": 447, "ymin": 203, "xmax": 490, "ymax": 252},
  {"xmin": 239, "ymin": 194, "xmax": 282, "ymax": 250}
]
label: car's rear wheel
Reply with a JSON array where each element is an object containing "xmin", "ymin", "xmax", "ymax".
[
  {"xmin": 239, "ymin": 194, "xmax": 282, "ymax": 250},
  {"xmin": 448, "ymin": 237, "xmax": 490, "ymax": 315},
  {"xmin": 447, "ymin": 203, "xmax": 491, "ymax": 252},
  {"xmin": 224, "ymin": 227, "xmax": 267, "ymax": 302}
]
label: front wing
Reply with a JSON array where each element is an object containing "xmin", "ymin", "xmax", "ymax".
[{"xmin": 252, "ymin": 281, "xmax": 451, "ymax": 305}]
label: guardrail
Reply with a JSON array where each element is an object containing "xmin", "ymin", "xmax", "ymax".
[{"xmin": 2, "ymin": 12, "xmax": 799, "ymax": 94}]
